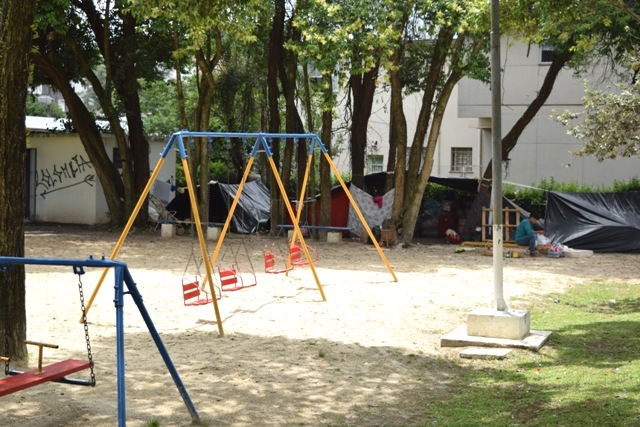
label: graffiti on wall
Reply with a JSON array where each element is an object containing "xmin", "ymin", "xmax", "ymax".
[{"xmin": 36, "ymin": 154, "xmax": 95, "ymax": 198}]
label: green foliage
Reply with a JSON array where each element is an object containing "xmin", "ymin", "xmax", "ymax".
[
  {"xmin": 424, "ymin": 183, "xmax": 468, "ymax": 202},
  {"xmin": 25, "ymin": 95, "xmax": 65, "ymax": 119},
  {"xmin": 139, "ymin": 79, "xmax": 182, "ymax": 137},
  {"xmin": 331, "ymin": 172, "xmax": 351, "ymax": 188},
  {"xmin": 174, "ymin": 160, "xmax": 236, "ymax": 187},
  {"xmin": 402, "ymin": 0, "xmax": 491, "ymax": 93},
  {"xmin": 612, "ymin": 176, "xmax": 640, "ymax": 192},
  {"xmin": 503, "ymin": 176, "xmax": 640, "ymax": 217},
  {"xmin": 554, "ymin": 71, "xmax": 640, "ymax": 161}
]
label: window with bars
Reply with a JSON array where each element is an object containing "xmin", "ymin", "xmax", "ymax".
[
  {"xmin": 368, "ymin": 154, "xmax": 384, "ymax": 173},
  {"xmin": 540, "ymin": 44, "xmax": 554, "ymax": 64},
  {"xmin": 450, "ymin": 147, "xmax": 472, "ymax": 173}
]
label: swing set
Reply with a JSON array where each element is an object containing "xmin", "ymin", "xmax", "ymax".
[
  {"xmin": 80, "ymin": 131, "xmax": 398, "ymax": 338},
  {"xmin": 263, "ymin": 242, "xmax": 318, "ymax": 273},
  {"xmin": 0, "ymin": 257, "xmax": 201, "ymax": 426},
  {"xmin": 181, "ymin": 245, "xmax": 220, "ymax": 306},
  {"xmin": 1, "ymin": 266, "xmax": 95, "ymax": 396}
]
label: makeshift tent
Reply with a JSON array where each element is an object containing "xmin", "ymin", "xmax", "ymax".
[
  {"xmin": 166, "ymin": 180, "xmax": 271, "ymax": 234},
  {"xmin": 282, "ymin": 185, "xmax": 351, "ymax": 235},
  {"xmin": 545, "ymin": 191, "xmax": 640, "ymax": 253},
  {"xmin": 460, "ymin": 185, "xmax": 528, "ymax": 242},
  {"xmin": 347, "ymin": 185, "xmax": 395, "ymax": 238}
]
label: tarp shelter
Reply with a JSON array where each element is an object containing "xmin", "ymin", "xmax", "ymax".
[
  {"xmin": 347, "ymin": 185, "xmax": 395, "ymax": 238},
  {"xmin": 545, "ymin": 191, "xmax": 640, "ymax": 253},
  {"xmin": 282, "ymin": 185, "xmax": 351, "ymax": 235},
  {"xmin": 166, "ymin": 180, "xmax": 271, "ymax": 234},
  {"xmin": 460, "ymin": 185, "xmax": 528, "ymax": 242}
]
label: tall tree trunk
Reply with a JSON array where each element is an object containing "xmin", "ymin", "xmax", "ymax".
[
  {"xmin": 301, "ymin": 63, "xmax": 316, "ymax": 228},
  {"xmin": 482, "ymin": 49, "xmax": 573, "ymax": 179},
  {"xmin": 319, "ymin": 72, "xmax": 334, "ymax": 239},
  {"xmin": 280, "ymin": 13, "xmax": 306, "ymax": 208},
  {"xmin": 0, "ymin": 0, "xmax": 36, "ymax": 364},
  {"xmin": 389, "ymin": 44, "xmax": 408, "ymax": 226},
  {"xmin": 349, "ymin": 65, "xmax": 380, "ymax": 189},
  {"xmin": 117, "ymin": 11, "xmax": 150, "ymax": 228},
  {"xmin": 32, "ymin": 52, "xmax": 126, "ymax": 226},
  {"xmin": 74, "ymin": 1, "xmax": 138, "ymax": 228},
  {"xmin": 192, "ymin": 32, "xmax": 222, "ymax": 231},
  {"xmin": 174, "ymin": 31, "xmax": 188, "ymax": 130},
  {"xmin": 267, "ymin": 0, "xmax": 285, "ymax": 228},
  {"xmin": 401, "ymin": 72, "xmax": 461, "ymax": 243}
]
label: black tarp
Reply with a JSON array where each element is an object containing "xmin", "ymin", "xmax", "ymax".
[
  {"xmin": 362, "ymin": 172, "xmax": 479, "ymax": 195},
  {"xmin": 166, "ymin": 180, "xmax": 271, "ymax": 234},
  {"xmin": 545, "ymin": 191, "xmax": 640, "ymax": 253}
]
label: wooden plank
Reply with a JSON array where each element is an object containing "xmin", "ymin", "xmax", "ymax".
[
  {"xmin": 0, "ymin": 359, "xmax": 90, "ymax": 397},
  {"xmin": 461, "ymin": 241, "xmax": 547, "ymax": 251}
]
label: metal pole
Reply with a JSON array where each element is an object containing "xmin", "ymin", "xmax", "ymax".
[
  {"xmin": 114, "ymin": 265, "xmax": 126, "ymax": 426},
  {"xmin": 491, "ymin": 0, "xmax": 507, "ymax": 311},
  {"xmin": 122, "ymin": 268, "xmax": 202, "ymax": 423}
]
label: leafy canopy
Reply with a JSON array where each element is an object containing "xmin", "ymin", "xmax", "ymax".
[{"xmin": 554, "ymin": 75, "xmax": 640, "ymax": 161}]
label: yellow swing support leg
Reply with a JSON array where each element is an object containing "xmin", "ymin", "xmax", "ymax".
[
  {"xmin": 324, "ymin": 151, "xmax": 398, "ymax": 282},
  {"xmin": 81, "ymin": 156, "xmax": 168, "ymax": 322},
  {"xmin": 206, "ymin": 144, "xmax": 327, "ymax": 302},
  {"xmin": 80, "ymin": 136, "xmax": 225, "ymax": 337}
]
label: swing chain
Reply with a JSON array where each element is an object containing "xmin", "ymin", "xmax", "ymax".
[{"xmin": 74, "ymin": 266, "xmax": 96, "ymax": 386}]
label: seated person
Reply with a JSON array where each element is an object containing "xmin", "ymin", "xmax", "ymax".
[{"xmin": 515, "ymin": 212, "xmax": 545, "ymax": 257}]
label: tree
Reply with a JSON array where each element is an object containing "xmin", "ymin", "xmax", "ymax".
[
  {"xmin": 32, "ymin": 0, "xmax": 174, "ymax": 227},
  {"xmin": 291, "ymin": 0, "xmax": 401, "ymax": 231},
  {"xmin": 391, "ymin": 0, "xmax": 491, "ymax": 242},
  {"xmin": 482, "ymin": 0, "xmax": 640, "ymax": 179},
  {"xmin": 0, "ymin": 0, "xmax": 37, "ymax": 363},
  {"xmin": 25, "ymin": 94, "xmax": 65, "ymax": 118},
  {"xmin": 129, "ymin": 0, "xmax": 268, "ymax": 229},
  {"xmin": 555, "ymin": 75, "xmax": 640, "ymax": 161},
  {"xmin": 552, "ymin": 2, "xmax": 640, "ymax": 162},
  {"xmin": 329, "ymin": 0, "xmax": 398, "ymax": 189}
]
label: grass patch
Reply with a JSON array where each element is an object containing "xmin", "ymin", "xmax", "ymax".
[{"xmin": 427, "ymin": 280, "xmax": 640, "ymax": 426}]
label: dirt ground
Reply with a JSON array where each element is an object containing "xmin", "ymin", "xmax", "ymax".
[{"xmin": 1, "ymin": 223, "xmax": 638, "ymax": 426}]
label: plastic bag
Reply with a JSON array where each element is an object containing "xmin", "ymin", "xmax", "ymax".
[{"xmin": 536, "ymin": 234, "xmax": 551, "ymax": 245}]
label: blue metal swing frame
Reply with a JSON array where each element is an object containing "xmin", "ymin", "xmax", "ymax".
[{"xmin": 0, "ymin": 256, "xmax": 200, "ymax": 427}]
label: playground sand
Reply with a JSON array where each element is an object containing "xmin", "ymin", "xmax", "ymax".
[{"xmin": 3, "ymin": 224, "xmax": 638, "ymax": 426}]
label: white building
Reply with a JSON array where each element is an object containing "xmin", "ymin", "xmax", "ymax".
[
  {"xmin": 26, "ymin": 116, "xmax": 176, "ymax": 224},
  {"xmin": 333, "ymin": 42, "xmax": 639, "ymax": 188}
]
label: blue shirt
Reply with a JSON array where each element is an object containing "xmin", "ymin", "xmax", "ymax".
[{"xmin": 515, "ymin": 219, "xmax": 534, "ymax": 240}]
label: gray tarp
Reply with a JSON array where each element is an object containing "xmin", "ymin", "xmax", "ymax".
[{"xmin": 166, "ymin": 180, "xmax": 271, "ymax": 234}]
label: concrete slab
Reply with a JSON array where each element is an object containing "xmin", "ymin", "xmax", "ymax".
[
  {"xmin": 161, "ymin": 223, "xmax": 175, "ymax": 238},
  {"xmin": 441, "ymin": 325, "xmax": 552, "ymax": 351},
  {"xmin": 327, "ymin": 231, "xmax": 341, "ymax": 243},
  {"xmin": 467, "ymin": 308, "xmax": 531, "ymax": 340},
  {"xmin": 563, "ymin": 248, "xmax": 593, "ymax": 258},
  {"xmin": 207, "ymin": 226, "xmax": 221, "ymax": 241},
  {"xmin": 459, "ymin": 347, "xmax": 512, "ymax": 359}
]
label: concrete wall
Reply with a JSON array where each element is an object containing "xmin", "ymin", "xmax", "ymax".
[
  {"xmin": 457, "ymin": 41, "xmax": 638, "ymax": 187},
  {"xmin": 27, "ymin": 133, "xmax": 176, "ymax": 224}
]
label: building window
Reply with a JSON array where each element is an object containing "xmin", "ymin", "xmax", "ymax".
[
  {"xmin": 405, "ymin": 146, "xmax": 426, "ymax": 169},
  {"xmin": 451, "ymin": 147, "xmax": 472, "ymax": 173},
  {"xmin": 540, "ymin": 44, "xmax": 554, "ymax": 64},
  {"xmin": 368, "ymin": 154, "xmax": 384, "ymax": 173}
]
